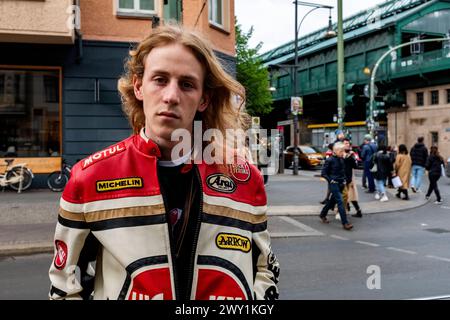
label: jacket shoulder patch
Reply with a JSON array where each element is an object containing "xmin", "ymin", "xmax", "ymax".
[{"xmin": 82, "ymin": 142, "xmax": 126, "ymax": 170}]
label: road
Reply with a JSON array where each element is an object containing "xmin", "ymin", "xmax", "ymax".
[{"xmin": 0, "ymin": 174, "xmax": 449, "ymax": 300}]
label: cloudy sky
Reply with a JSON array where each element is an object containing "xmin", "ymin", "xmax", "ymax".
[{"xmin": 235, "ymin": 0, "xmax": 389, "ymax": 53}]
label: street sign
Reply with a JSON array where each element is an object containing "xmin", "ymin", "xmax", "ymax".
[
  {"xmin": 291, "ymin": 97, "xmax": 303, "ymax": 115},
  {"xmin": 364, "ymin": 84, "xmax": 378, "ymax": 98}
]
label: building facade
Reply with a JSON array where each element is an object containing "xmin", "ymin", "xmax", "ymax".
[
  {"xmin": 388, "ymin": 84, "xmax": 450, "ymax": 158},
  {"xmin": 0, "ymin": 0, "xmax": 236, "ymax": 185}
]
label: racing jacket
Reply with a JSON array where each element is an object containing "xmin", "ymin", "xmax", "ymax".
[{"xmin": 49, "ymin": 131, "xmax": 280, "ymax": 300}]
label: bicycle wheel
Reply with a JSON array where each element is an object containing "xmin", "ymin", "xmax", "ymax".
[
  {"xmin": 7, "ymin": 167, "xmax": 33, "ymax": 191},
  {"xmin": 47, "ymin": 171, "xmax": 69, "ymax": 192}
]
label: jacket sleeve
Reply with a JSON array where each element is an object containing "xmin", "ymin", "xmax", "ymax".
[
  {"xmin": 425, "ymin": 156, "xmax": 431, "ymax": 171},
  {"xmin": 48, "ymin": 165, "xmax": 97, "ymax": 300},
  {"xmin": 321, "ymin": 158, "xmax": 331, "ymax": 182},
  {"xmin": 252, "ymin": 174, "xmax": 280, "ymax": 300}
]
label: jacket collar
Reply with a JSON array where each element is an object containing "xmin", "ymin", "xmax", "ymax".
[{"xmin": 134, "ymin": 128, "xmax": 162, "ymax": 158}]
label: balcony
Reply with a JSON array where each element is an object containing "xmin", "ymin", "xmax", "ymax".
[{"xmin": 0, "ymin": 0, "xmax": 75, "ymax": 44}]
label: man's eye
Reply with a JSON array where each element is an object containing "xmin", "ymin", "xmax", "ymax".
[
  {"xmin": 181, "ymin": 81, "xmax": 194, "ymax": 89},
  {"xmin": 153, "ymin": 77, "xmax": 167, "ymax": 84}
]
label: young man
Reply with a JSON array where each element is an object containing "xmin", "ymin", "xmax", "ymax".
[
  {"xmin": 319, "ymin": 142, "xmax": 353, "ymax": 230},
  {"xmin": 410, "ymin": 136, "xmax": 428, "ymax": 193},
  {"xmin": 48, "ymin": 25, "xmax": 279, "ymax": 300}
]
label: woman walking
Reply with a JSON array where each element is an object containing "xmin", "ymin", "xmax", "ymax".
[
  {"xmin": 425, "ymin": 146, "xmax": 445, "ymax": 204},
  {"xmin": 394, "ymin": 144, "xmax": 412, "ymax": 200},
  {"xmin": 371, "ymin": 145, "xmax": 394, "ymax": 202}
]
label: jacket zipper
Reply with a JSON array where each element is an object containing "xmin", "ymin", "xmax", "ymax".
[
  {"xmin": 156, "ymin": 164, "xmax": 181, "ymax": 300},
  {"xmin": 185, "ymin": 164, "xmax": 203, "ymax": 300}
]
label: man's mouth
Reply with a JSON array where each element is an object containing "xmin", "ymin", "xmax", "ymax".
[{"xmin": 158, "ymin": 111, "xmax": 180, "ymax": 119}]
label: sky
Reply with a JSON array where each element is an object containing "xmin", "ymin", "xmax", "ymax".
[{"xmin": 235, "ymin": 0, "xmax": 389, "ymax": 54}]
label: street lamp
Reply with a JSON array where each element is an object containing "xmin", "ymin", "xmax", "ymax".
[{"xmin": 292, "ymin": 1, "xmax": 334, "ymax": 175}]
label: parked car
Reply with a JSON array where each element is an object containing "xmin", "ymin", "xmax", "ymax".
[{"xmin": 284, "ymin": 145, "xmax": 324, "ymax": 169}]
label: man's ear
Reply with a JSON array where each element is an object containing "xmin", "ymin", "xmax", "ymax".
[
  {"xmin": 133, "ymin": 75, "xmax": 143, "ymax": 101},
  {"xmin": 198, "ymin": 94, "xmax": 210, "ymax": 112}
]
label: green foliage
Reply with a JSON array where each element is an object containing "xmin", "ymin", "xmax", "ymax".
[{"xmin": 235, "ymin": 21, "xmax": 273, "ymax": 116}]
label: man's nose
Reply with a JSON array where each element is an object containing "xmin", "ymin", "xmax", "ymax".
[{"xmin": 162, "ymin": 80, "xmax": 181, "ymax": 105}]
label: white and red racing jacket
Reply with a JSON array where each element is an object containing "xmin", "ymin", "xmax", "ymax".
[{"xmin": 49, "ymin": 132, "xmax": 280, "ymax": 300}]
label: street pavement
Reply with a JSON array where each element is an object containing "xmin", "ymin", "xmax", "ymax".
[
  {"xmin": 0, "ymin": 169, "xmax": 448, "ymax": 299},
  {"xmin": 0, "ymin": 169, "xmax": 429, "ymax": 255}
]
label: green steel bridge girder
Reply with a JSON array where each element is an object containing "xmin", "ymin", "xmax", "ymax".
[{"xmin": 268, "ymin": 0, "xmax": 450, "ymax": 101}]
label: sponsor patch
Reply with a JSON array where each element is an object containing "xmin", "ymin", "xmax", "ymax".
[
  {"xmin": 96, "ymin": 177, "xmax": 143, "ymax": 192},
  {"xmin": 82, "ymin": 142, "xmax": 126, "ymax": 170},
  {"xmin": 54, "ymin": 240, "xmax": 68, "ymax": 270},
  {"xmin": 216, "ymin": 233, "xmax": 251, "ymax": 253},
  {"xmin": 206, "ymin": 174, "xmax": 236, "ymax": 193},
  {"xmin": 229, "ymin": 162, "xmax": 251, "ymax": 183}
]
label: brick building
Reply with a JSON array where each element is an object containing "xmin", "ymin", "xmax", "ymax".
[{"xmin": 0, "ymin": 0, "xmax": 236, "ymax": 183}]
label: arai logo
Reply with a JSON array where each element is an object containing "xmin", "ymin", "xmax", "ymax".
[{"xmin": 206, "ymin": 174, "xmax": 237, "ymax": 193}]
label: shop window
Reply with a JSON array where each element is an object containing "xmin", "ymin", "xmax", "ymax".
[
  {"xmin": 430, "ymin": 90, "xmax": 439, "ymax": 105},
  {"xmin": 117, "ymin": 0, "xmax": 156, "ymax": 15},
  {"xmin": 0, "ymin": 68, "xmax": 60, "ymax": 158},
  {"xmin": 416, "ymin": 92, "xmax": 424, "ymax": 106}
]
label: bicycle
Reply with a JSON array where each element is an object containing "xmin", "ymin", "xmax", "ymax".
[
  {"xmin": 47, "ymin": 159, "xmax": 72, "ymax": 192},
  {"xmin": 0, "ymin": 159, "xmax": 34, "ymax": 193}
]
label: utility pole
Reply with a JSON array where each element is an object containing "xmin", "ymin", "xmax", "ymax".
[
  {"xmin": 337, "ymin": 0, "xmax": 344, "ymax": 131},
  {"xmin": 292, "ymin": 1, "xmax": 300, "ymax": 175}
]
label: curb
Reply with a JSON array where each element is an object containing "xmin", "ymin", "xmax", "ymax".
[{"xmin": 0, "ymin": 241, "xmax": 53, "ymax": 257}]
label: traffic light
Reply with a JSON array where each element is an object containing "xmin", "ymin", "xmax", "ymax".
[
  {"xmin": 344, "ymin": 83, "xmax": 357, "ymax": 106},
  {"xmin": 366, "ymin": 99, "xmax": 386, "ymax": 119}
]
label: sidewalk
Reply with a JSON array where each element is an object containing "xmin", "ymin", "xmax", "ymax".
[
  {"xmin": 267, "ymin": 169, "xmax": 428, "ymax": 216},
  {"xmin": 0, "ymin": 171, "xmax": 428, "ymax": 256}
]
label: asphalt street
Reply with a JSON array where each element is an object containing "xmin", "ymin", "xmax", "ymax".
[{"xmin": 0, "ymin": 172, "xmax": 449, "ymax": 300}]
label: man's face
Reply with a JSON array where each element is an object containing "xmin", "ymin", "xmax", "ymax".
[
  {"xmin": 343, "ymin": 140, "xmax": 350, "ymax": 151},
  {"xmin": 335, "ymin": 148, "xmax": 345, "ymax": 158},
  {"xmin": 134, "ymin": 43, "xmax": 207, "ymax": 143}
]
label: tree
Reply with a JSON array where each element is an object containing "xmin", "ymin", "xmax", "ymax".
[{"xmin": 235, "ymin": 22, "xmax": 273, "ymax": 116}]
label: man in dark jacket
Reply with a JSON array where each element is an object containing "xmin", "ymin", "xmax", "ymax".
[
  {"xmin": 361, "ymin": 135, "xmax": 377, "ymax": 193},
  {"xmin": 410, "ymin": 137, "xmax": 428, "ymax": 193},
  {"xmin": 320, "ymin": 142, "xmax": 353, "ymax": 230}
]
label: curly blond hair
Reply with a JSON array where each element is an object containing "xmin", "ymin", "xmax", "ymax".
[{"xmin": 118, "ymin": 24, "xmax": 249, "ymax": 142}]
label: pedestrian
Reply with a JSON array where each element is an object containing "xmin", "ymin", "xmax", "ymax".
[
  {"xmin": 394, "ymin": 144, "xmax": 412, "ymax": 200},
  {"xmin": 361, "ymin": 134, "xmax": 377, "ymax": 193},
  {"xmin": 360, "ymin": 142, "xmax": 367, "ymax": 189},
  {"xmin": 386, "ymin": 146, "xmax": 396, "ymax": 188},
  {"xmin": 371, "ymin": 144, "xmax": 393, "ymax": 202},
  {"xmin": 48, "ymin": 24, "xmax": 280, "ymax": 300},
  {"xmin": 343, "ymin": 138, "xmax": 362, "ymax": 217},
  {"xmin": 410, "ymin": 136, "xmax": 428, "ymax": 193},
  {"xmin": 319, "ymin": 142, "xmax": 353, "ymax": 230},
  {"xmin": 425, "ymin": 146, "xmax": 445, "ymax": 204}
]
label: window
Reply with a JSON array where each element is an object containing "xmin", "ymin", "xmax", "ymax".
[
  {"xmin": 416, "ymin": 92, "xmax": 424, "ymax": 106},
  {"xmin": 0, "ymin": 68, "xmax": 60, "ymax": 158},
  {"xmin": 431, "ymin": 131, "xmax": 438, "ymax": 147},
  {"xmin": 447, "ymin": 89, "xmax": 450, "ymax": 103},
  {"xmin": 209, "ymin": 0, "xmax": 227, "ymax": 29},
  {"xmin": 430, "ymin": 90, "xmax": 439, "ymax": 105},
  {"xmin": 117, "ymin": 0, "xmax": 156, "ymax": 15}
]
